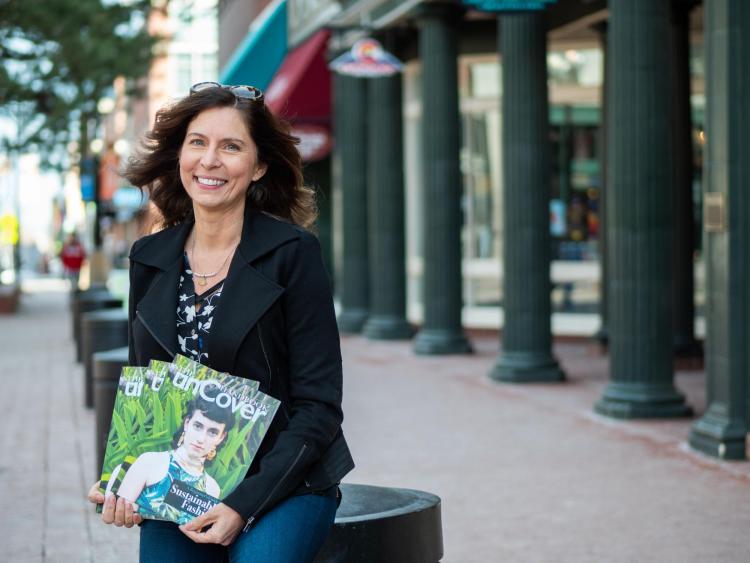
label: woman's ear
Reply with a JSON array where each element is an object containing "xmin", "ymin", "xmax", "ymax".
[{"xmin": 252, "ymin": 162, "xmax": 268, "ymax": 183}]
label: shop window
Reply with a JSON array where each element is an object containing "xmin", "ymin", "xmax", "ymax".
[{"xmin": 547, "ymin": 48, "xmax": 602, "ymax": 87}]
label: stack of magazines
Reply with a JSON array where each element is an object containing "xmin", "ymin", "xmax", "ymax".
[{"xmin": 98, "ymin": 354, "xmax": 279, "ymax": 525}]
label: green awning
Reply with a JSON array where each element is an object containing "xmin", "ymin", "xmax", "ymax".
[{"xmin": 219, "ymin": 0, "xmax": 287, "ymax": 90}]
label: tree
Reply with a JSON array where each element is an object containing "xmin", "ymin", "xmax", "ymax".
[{"xmin": 0, "ymin": 0, "xmax": 160, "ymax": 168}]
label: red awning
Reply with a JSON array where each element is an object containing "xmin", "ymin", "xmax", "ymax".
[{"xmin": 265, "ymin": 29, "xmax": 331, "ymax": 123}]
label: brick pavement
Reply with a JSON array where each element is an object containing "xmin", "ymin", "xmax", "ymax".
[{"xmin": 2, "ymin": 279, "xmax": 749, "ymax": 562}]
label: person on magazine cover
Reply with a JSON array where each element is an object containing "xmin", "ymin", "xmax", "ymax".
[
  {"xmin": 107, "ymin": 395, "xmax": 233, "ymax": 524},
  {"xmin": 87, "ymin": 81, "xmax": 354, "ymax": 563}
]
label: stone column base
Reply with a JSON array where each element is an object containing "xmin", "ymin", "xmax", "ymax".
[
  {"xmin": 490, "ymin": 351, "xmax": 565, "ymax": 383},
  {"xmin": 337, "ymin": 309, "xmax": 369, "ymax": 334},
  {"xmin": 363, "ymin": 316, "xmax": 414, "ymax": 340},
  {"xmin": 595, "ymin": 382, "xmax": 692, "ymax": 419},
  {"xmin": 414, "ymin": 329, "xmax": 472, "ymax": 355},
  {"xmin": 689, "ymin": 406, "xmax": 747, "ymax": 460}
]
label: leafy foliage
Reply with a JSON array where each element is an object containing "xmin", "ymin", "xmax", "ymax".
[
  {"xmin": 100, "ymin": 359, "xmax": 279, "ymax": 512},
  {"xmin": 0, "ymin": 0, "xmax": 159, "ymax": 168}
]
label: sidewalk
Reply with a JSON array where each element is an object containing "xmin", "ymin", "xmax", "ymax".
[{"xmin": 2, "ymin": 280, "xmax": 749, "ymax": 562}]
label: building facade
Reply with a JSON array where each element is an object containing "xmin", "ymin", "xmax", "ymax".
[{"xmin": 218, "ymin": 0, "xmax": 750, "ymax": 460}]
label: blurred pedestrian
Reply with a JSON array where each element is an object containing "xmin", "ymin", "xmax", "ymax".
[
  {"xmin": 87, "ymin": 82, "xmax": 353, "ymax": 563},
  {"xmin": 60, "ymin": 232, "xmax": 86, "ymax": 289}
]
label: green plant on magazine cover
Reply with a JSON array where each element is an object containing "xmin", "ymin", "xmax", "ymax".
[{"xmin": 98, "ymin": 355, "xmax": 278, "ymax": 525}]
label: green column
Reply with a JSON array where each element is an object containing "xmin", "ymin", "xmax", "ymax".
[
  {"xmin": 363, "ymin": 74, "xmax": 413, "ymax": 340},
  {"xmin": 490, "ymin": 11, "xmax": 564, "ymax": 383},
  {"xmin": 334, "ymin": 73, "xmax": 369, "ymax": 333},
  {"xmin": 689, "ymin": 0, "xmax": 750, "ymax": 460},
  {"xmin": 593, "ymin": 22, "xmax": 609, "ymax": 347},
  {"xmin": 595, "ymin": 0, "xmax": 691, "ymax": 418},
  {"xmin": 670, "ymin": 1, "xmax": 701, "ymax": 356},
  {"xmin": 413, "ymin": 3, "xmax": 471, "ymax": 355}
]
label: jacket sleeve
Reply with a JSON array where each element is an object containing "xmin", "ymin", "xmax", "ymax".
[{"xmin": 222, "ymin": 231, "xmax": 344, "ymax": 524}]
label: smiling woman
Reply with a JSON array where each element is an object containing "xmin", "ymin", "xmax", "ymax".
[{"xmin": 86, "ymin": 84, "xmax": 354, "ymax": 563}]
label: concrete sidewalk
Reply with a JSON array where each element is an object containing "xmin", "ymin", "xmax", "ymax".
[{"xmin": 2, "ymin": 280, "xmax": 749, "ymax": 562}]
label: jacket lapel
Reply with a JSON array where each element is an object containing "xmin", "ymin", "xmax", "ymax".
[
  {"xmin": 207, "ymin": 252, "xmax": 285, "ymax": 374},
  {"xmin": 206, "ymin": 208, "xmax": 300, "ymax": 374},
  {"xmin": 130, "ymin": 221, "xmax": 193, "ymax": 358},
  {"xmin": 135, "ymin": 262, "xmax": 182, "ymax": 357}
]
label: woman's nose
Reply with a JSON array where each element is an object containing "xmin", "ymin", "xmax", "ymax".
[{"xmin": 200, "ymin": 147, "xmax": 220, "ymax": 168}]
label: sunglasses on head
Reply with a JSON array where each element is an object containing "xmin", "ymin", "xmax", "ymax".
[{"xmin": 189, "ymin": 81, "xmax": 264, "ymax": 102}]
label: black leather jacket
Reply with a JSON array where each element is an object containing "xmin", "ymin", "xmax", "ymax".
[{"xmin": 127, "ymin": 206, "xmax": 354, "ymax": 530}]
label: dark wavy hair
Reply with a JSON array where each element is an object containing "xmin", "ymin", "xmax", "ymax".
[{"xmin": 124, "ymin": 86, "xmax": 316, "ymax": 228}]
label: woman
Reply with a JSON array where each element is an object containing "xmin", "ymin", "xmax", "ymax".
[
  {"xmin": 87, "ymin": 82, "xmax": 354, "ymax": 562},
  {"xmin": 107, "ymin": 395, "xmax": 233, "ymax": 525}
]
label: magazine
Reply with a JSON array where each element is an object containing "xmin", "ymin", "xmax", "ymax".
[{"xmin": 98, "ymin": 355, "xmax": 279, "ymax": 525}]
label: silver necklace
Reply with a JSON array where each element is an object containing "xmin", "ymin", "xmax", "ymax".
[{"xmin": 189, "ymin": 234, "xmax": 239, "ymax": 287}]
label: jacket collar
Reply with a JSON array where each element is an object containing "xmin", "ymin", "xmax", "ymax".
[
  {"xmin": 130, "ymin": 204, "xmax": 301, "ymax": 372},
  {"xmin": 131, "ymin": 205, "xmax": 300, "ymax": 270}
]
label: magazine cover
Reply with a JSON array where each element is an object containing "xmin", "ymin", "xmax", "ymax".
[{"xmin": 98, "ymin": 356, "xmax": 279, "ymax": 525}]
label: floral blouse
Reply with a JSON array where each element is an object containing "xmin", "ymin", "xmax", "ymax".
[{"xmin": 176, "ymin": 253, "xmax": 223, "ymax": 364}]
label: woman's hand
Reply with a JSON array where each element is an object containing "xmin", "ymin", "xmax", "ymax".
[
  {"xmin": 179, "ymin": 503, "xmax": 245, "ymax": 546},
  {"xmin": 87, "ymin": 481, "xmax": 142, "ymax": 528}
]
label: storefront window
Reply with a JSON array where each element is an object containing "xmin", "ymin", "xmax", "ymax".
[
  {"xmin": 547, "ymin": 48, "xmax": 602, "ymax": 87},
  {"xmin": 403, "ymin": 39, "xmax": 705, "ymax": 331},
  {"xmin": 549, "ymin": 110, "xmax": 601, "ymax": 262}
]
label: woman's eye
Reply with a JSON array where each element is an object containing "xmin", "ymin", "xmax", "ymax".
[
  {"xmin": 189, "ymin": 138, "xmax": 205, "ymax": 146},
  {"xmin": 225, "ymin": 143, "xmax": 240, "ymax": 151}
]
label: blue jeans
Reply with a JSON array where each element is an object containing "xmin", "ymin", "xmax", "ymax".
[{"xmin": 139, "ymin": 487, "xmax": 338, "ymax": 563}]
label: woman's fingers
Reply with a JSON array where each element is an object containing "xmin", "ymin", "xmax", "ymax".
[
  {"xmin": 99, "ymin": 494, "xmax": 142, "ymax": 528},
  {"xmin": 114, "ymin": 496, "xmax": 126, "ymax": 527},
  {"xmin": 123, "ymin": 499, "xmax": 135, "ymax": 528},
  {"xmin": 101, "ymin": 494, "xmax": 116, "ymax": 524},
  {"xmin": 87, "ymin": 481, "xmax": 104, "ymax": 504}
]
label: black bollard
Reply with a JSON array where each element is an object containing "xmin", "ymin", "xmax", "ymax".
[
  {"xmin": 81, "ymin": 309, "xmax": 128, "ymax": 408},
  {"xmin": 315, "ymin": 484, "xmax": 443, "ymax": 563},
  {"xmin": 93, "ymin": 346, "xmax": 129, "ymax": 474},
  {"xmin": 71, "ymin": 290, "xmax": 122, "ymax": 362}
]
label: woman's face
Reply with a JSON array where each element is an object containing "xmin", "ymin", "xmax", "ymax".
[
  {"xmin": 182, "ymin": 410, "xmax": 227, "ymax": 461},
  {"xmin": 179, "ymin": 106, "xmax": 267, "ymax": 216}
]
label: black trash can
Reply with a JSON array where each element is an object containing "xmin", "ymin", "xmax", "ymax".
[
  {"xmin": 81, "ymin": 309, "xmax": 128, "ymax": 408},
  {"xmin": 314, "ymin": 484, "xmax": 443, "ymax": 563},
  {"xmin": 71, "ymin": 290, "xmax": 122, "ymax": 362},
  {"xmin": 93, "ymin": 346, "xmax": 129, "ymax": 474}
]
